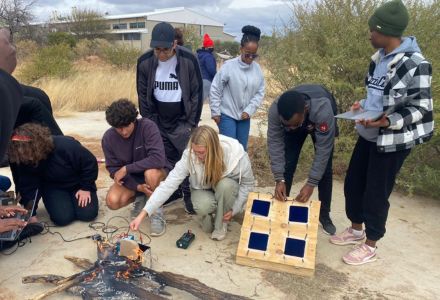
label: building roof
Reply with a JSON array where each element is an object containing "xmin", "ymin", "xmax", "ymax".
[{"xmin": 105, "ymin": 7, "xmax": 224, "ymax": 27}]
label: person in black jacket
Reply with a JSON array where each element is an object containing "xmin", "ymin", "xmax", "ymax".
[
  {"xmin": 136, "ymin": 22, "xmax": 203, "ymax": 213},
  {"xmin": 15, "ymin": 85, "xmax": 63, "ymax": 136},
  {"xmin": 0, "ymin": 27, "xmax": 22, "ymax": 161},
  {"xmin": 9, "ymin": 123, "xmax": 99, "ymax": 226},
  {"xmin": 0, "ymin": 28, "xmax": 63, "ymax": 167}
]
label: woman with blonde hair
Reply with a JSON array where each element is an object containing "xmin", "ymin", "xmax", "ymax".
[
  {"xmin": 130, "ymin": 125, "xmax": 254, "ymax": 240},
  {"xmin": 9, "ymin": 123, "xmax": 99, "ymax": 226}
]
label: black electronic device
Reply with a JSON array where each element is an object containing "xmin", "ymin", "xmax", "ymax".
[{"xmin": 176, "ymin": 230, "xmax": 195, "ymax": 249}]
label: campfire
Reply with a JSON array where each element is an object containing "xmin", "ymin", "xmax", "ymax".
[{"xmin": 23, "ymin": 239, "xmax": 248, "ymax": 300}]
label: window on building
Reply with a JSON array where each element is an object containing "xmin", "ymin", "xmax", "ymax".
[
  {"xmin": 123, "ymin": 33, "xmax": 141, "ymax": 41},
  {"xmin": 112, "ymin": 23, "xmax": 127, "ymax": 30},
  {"xmin": 129, "ymin": 22, "xmax": 145, "ymax": 29}
]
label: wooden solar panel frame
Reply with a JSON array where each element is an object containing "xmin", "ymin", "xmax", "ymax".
[{"xmin": 236, "ymin": 192, "xmax": 321, "ymax": 277}]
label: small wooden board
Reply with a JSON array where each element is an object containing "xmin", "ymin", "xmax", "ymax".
[{"xmin": 236, "ymin": 192, "xmax": 320, "ymax": 277}]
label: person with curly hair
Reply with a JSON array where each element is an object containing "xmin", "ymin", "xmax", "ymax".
[
  {"xmin": 9, "ymin": 123, "xmax": 99, "ymax": 226},
  {"xmin": 102, "ymin": 99, "xmax": 171, "ymax": 236},
  {"xmin": 210, "ymin": 25, "xmax": 265, "ymax": 150}
]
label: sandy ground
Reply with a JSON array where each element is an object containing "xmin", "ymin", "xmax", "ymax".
[{"xmin": 1, "ymin": 105, "xmax": 439, "ymax": 300}]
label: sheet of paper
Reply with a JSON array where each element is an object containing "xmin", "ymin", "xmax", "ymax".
[{"xmin": 335, "ymin": 110, "xmax": 383, "ymax": 121}]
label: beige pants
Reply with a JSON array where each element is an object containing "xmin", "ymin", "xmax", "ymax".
[{"xmin": 191, "ymin": 177, "xmax": 239, "ymax": 232}]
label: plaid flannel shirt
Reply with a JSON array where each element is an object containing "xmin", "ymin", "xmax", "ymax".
[{"xmin": 365, "ymin": 50, "xmax": 434, "ymax": 153}]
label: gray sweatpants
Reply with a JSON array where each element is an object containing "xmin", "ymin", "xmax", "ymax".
[{"xmin": 191, "ymin": 177, "xmax": 239, "ymax": 232}]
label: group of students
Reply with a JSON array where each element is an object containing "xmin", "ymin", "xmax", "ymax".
[{"xmin": 0, "ymin": 0, "xmax": 434, "ymax": 266}]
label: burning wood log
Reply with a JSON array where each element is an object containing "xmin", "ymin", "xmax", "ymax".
[
  {"xmin": 24, "ymin": 242, "xmax": 251, "ymax": 300},
  {"xmin": 32, "ymin": 266, "xmax": 102, "ymax": 300}
]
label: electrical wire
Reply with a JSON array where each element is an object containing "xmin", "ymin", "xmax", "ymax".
[{"xmin": 1, "ymin": 215, "xmax": 152, "ymax": 255}]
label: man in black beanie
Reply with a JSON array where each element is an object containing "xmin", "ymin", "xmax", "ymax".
[
  {"xmin": 330, "ymin": 0, "xmax": 433, "ymax": 265},
  {"xmin": 267, "ymin": 84, "xmax": 338, "ymax": 235}
]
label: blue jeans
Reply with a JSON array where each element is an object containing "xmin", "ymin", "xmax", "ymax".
[
  {"xmin": 218, "ymin": 114, "xmax": 251, "ymax": 150},
  {"xmin": 0, "ymin": 175, "xmax": 11, "ymax": 192}
]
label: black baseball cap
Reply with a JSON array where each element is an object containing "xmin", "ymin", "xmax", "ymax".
[{"xmin": 150, "ymin": 22, "xmax": 175, "ymax": 48}]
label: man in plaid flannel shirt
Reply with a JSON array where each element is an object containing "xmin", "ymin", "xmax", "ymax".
[{"xmin": 330, "ymin": 0, "xmax": 434, "ymax": 265}]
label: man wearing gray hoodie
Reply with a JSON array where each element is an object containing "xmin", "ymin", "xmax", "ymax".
[{"xmin": 330, "ymin": 0, "xmax": 433, "ymax": 265}]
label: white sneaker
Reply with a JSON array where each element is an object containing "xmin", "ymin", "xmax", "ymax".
[
  {"xmin": 150, "ymin": 208, "xmax": 166, "ymax": 237},
  {"xmin": 211, "ymin": 223, "xmax": 228, "ymax": 241}
]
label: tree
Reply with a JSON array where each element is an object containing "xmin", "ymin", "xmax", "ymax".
[
  {"xmin": 181, "ymin": 25, "xmax": 202, "ymax": 52},
  {"xmin": 66, "ymin": 7, "xmax": 108, "ymax": 40},
  {"xmin": 0, "ymin": 0, "xmax": 36, "ymax": 34}
]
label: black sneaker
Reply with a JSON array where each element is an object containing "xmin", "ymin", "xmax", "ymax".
[
  {"xmin": 319, "ymin": 214, "xmax": 336, "ymax": 235},
  {"xmin": 19, "ymin": 222, "xmax": 44, "ymax": 240},
  {"xmin": 0, "ymin": 222, "xmax": 44, "ymax": 251},
  {"xmin": 0, "ymin": 240, "xmax": 18, "ymax": 251}
]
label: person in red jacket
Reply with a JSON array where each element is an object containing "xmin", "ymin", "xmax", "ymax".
[{"xmin": 197, "ymin": 34, "xmax": 217, "ymax": 101}]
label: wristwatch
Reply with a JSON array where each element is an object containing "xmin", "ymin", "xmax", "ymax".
[{"xmin": 276, "ymin": 179, "xmax": 285, "ymax": 184}]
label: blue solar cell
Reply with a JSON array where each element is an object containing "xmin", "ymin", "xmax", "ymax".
[
  {"xmin": 248, "ymin": 232, "xmax": 269, "ymax": 251},
  {"xmin": 288, "ymin": 206, "xmax": 309, "ymax": 223},
  {"xmin": 251, "ymin": 199, "xmax": 271, "ymax": 217},
  {"xmin": 284, "ymin": 238, "xmax": 306, "ymax": 258}
]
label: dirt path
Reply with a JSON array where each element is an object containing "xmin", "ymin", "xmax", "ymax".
[{"xmin": 0, "ymin": 107, "xmax": 439, "ymax": 299}]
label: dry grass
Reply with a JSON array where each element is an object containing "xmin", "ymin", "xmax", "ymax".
[{"xmin": 15, "ymin": 61, "xmax": 137, "ymax": 114}]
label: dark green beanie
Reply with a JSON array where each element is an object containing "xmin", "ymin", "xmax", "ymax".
[{"xmin": 368, "ymin": 0, "xmax": 409, "ymax": 37}]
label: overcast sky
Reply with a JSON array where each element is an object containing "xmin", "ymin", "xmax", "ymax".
[{"xmin": 31, "ymin": 0, "xmax": 293, "ymax": 38}]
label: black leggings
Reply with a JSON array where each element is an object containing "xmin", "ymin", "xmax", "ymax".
[
  {"xmin": 42, "ymin": 187, "xmax": 99, "ymax": 226},
  {"xmin": 344, "ymin": 137, "xmax": 410, "ymax": 241}
]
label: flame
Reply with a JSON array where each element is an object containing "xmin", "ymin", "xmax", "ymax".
[
  {"xmin": 135, "ymin": 248, "xmax": 144, "ymax": 263},
  {"xmin": 84, "ymin": 270, "xmax": 98, "ymax": 282},
  {"xmin": 115, "ymin": 269, "xmax": 131, "ymax": 280}
]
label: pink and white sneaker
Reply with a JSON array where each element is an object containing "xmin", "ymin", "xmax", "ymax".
[
  {"xmin": 342, "ymin": 243, "xmax": 377, "ymax": 265},
  {"xmin": 329, "ymin": 227, "xmax": 365, "ymax": 245}
]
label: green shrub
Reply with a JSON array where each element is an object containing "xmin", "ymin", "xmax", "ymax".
[
  {"xmin": 74, "ymin": 38, "xmax": 112, "ymax": 59},
  {"xmin": 102, "ymin": 44, "xmax": 141, "ymax": 69},
  {"xmin": 19, "ymin": 43, "xmax": 74, "ymax": 83},
  {"xmin": 47, "ymin": 32, "xmax": 77, "ymax": 48},
  {"xmin": 15, "ymin": 39, "xmax": 39, "ymax": 62},
  {"xmin": 214, "ymin": 40, "xmax": 240, "ymax": 57}
]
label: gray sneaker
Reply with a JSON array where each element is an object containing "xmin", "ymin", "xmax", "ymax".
[
  {"xmin": 150, "ymin": 208, "xmax": 166, "ymax": 237},
  {"xmin": 211, "ymin": 223, "xmax": 228, "ymax": 241},
  {"xmin": 131, "ymin": 195, "xmax": 147, "ymax": 219}
]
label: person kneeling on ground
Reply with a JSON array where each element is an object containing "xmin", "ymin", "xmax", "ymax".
[
  {"xmin": 102, "ymin": 99, "xmax": 171, "ymax": 236},
  {"xmin": 9, "ymin": 123, "xmax": 99, "ymax": 226},
  {"xmin": 130, "ymin": 125, "xmax": 255, "ymax": 241}
]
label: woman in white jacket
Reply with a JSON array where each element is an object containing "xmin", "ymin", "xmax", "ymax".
[
  {"xmin": 130, "ymin": 125, "xmax": 255, "ymax": 241},
  {"xmin": 209, "ymin": 25, "xmax": 265, "ymax": 151}
]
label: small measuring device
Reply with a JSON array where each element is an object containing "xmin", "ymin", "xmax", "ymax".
[{"xmin": 176, "ymin": 230, "xmax": 195, "ymax": 249}]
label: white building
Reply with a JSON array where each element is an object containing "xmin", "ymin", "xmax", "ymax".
[{"xmin": 105, "ymin": 7, "xmax": 235, "ymax": 50}]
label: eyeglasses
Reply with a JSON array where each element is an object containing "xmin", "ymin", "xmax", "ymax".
[
  {"xmin": 243, "ymin": 53, "xmax": 259, "ymax": 59},
  {"xmin": 280, "ymin": 116, "xmax": 303, "ymax": 132},
  {"xmin": 154, "ymin": 47, "xmax": 173, "ymax": 54}
]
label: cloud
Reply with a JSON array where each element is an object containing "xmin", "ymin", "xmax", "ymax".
[{"xmin": 30, "ymin": 0, "xmax": 292, "ymax": 36}]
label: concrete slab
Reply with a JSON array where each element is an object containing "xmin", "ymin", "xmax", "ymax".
[{"xmin": 1, "ymin": 105, "xmax": 439, "ymax": 299}]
